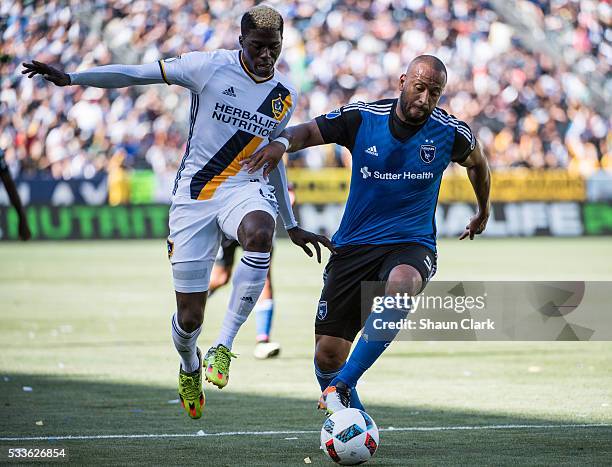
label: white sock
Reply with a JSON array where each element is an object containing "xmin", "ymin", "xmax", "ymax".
[
  {"xmin": 215, "ymin": 251, "xmax": 270, "ymax": 350},
  {"xmin": 171, "ymin": 312, "xmax": 201, "ymax": 373}
]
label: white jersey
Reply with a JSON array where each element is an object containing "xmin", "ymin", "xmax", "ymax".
[{"xmin": 158, "ymin": 49, "xmax": 298, "ymax": 202}]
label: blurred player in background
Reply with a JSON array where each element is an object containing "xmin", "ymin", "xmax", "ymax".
[
  {"xmin": 0, "ymin": 148, "xmax": 30, "ymax": 241},
  {"xmin": 209, "ymin": 183, "xmax": 296, "ymax": 360},
  {"xmin": 244, "ymin": 55, "xmax": 491, "ymax": 414},
  {"xmin": 22, "ymin": 5, "xmax": 331, "ymax": 420}
]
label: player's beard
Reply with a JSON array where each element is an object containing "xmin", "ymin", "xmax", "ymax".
[{"xmin": 400, "ymin": 96, "xmax": 429, "ymax": 125}]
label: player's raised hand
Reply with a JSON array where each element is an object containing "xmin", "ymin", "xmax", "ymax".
[
  {"xmin": 287, "ymin": 227, "xmax": 335, "ymax": 263},
  {"xmin": 459, "ymin": 210, "xmax": 489, "ymax": 240},
  {"xmin": 241, "ymin": 141, "xmax": 285, "ymax": 176},
  {"xmin": 21, "ymin": 60, "xmax": 70, "ymax": 86}
]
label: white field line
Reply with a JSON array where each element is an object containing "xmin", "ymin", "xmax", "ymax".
[{"xmin": 0, "ymin": 423, "xmax": 611, "ymax": 442}]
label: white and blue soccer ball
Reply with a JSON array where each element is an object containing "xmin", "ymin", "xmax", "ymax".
[{"xmin": 320, "ymin": 408, "xmax": 379, "ymax": 465}]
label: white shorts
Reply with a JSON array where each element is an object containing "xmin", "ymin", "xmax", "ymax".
[{"xmin": 167, "ymin": 180, "xmax": 278, "ymax": 293}]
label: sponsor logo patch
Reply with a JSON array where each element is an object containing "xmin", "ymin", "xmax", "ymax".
[{"xmin": 325, "ymin": 109, "xmax": 341, "ymax": 119}]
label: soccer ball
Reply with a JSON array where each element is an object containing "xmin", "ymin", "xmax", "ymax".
[{"xmin": 320, "ymin": 408, "xmax": 379, "ymax": 465}]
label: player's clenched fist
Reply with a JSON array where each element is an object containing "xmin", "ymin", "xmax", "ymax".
[{"xmin": 22, "ymin": 60, "xmax": 70, "ymax": 86}]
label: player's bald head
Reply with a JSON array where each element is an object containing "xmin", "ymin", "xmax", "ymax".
[
  {"xmin": 406, "ymin": 55, "xmax": 447, "ymax": 85},
  {"xmin": 397, "ymin": 55, "xmax": 447, "ymax": 124}
]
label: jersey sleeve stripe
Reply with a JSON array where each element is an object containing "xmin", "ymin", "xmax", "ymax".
[
  {"xmin": 343, "ymin": 107, "xmax": 391, "ymax": 116},
  {"xmin": 360, "ymin": 109, "xmax": 391, "ymax": 115},
  {"xmin": 344, "ymin": 102, "xmax": 392, "ymax": 108},
  {"xmin": 344, "ymin": 102, "xmax": 393, "ymax": 110},
  {"xmin": 158, "ymin": 60, "xmax": 170, "ymax": 85},
  {"xmin": 172, "ymin": 94, "xmax": 199, "ymax": 195},
  {"xmin": 343, "ymin": 102, "xmax": 392, "ymax": 115},
  {"xmin": 432, "ymin": 109, "xmax": 473, "ymax": 133},
  {"xmin": 345, "ymin": 103, "xmax": 393, "ymax": 109},
  {"xmin": 343, "ymin": 107, "xmax": 389, "ymax": 113},
  {"xmin": 430, "ymin": 114, "xmax": 473, "ymax": 142},
  {"xmin": 430, "ymin": 111, "xmax": 474, "ymax": 142}
]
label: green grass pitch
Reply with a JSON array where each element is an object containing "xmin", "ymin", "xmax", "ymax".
[{"xmin": 1, "ymin": 238, "xmax": 611, "ymax": 465}]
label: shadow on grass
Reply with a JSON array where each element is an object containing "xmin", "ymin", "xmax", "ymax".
[{"xmin": 0, "ymin": 373, "xmax": 610, "ymax": 466}]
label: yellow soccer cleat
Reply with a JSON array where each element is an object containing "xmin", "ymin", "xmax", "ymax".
[
  {"xmin": 203, "ymin": 344, "xmax": 236, "ymax": 389},
  {"xmin": 178, "ymin": 348, "xmax": 205, "ymax": 419}
]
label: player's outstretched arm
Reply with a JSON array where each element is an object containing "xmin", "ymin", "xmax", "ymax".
[
  {"xmin": 243, "ymin": 120, "xmax": 325, "ymax": 176},
  {"xmin": 458, "ymin": 140, "xmax": 491, "ymax": 240},
  {"xmin": 0, "ymin": 156, "xmax": 31, "ymax": 241},
  {"xmin": 21, "ymin": 60, "xmax": 70, "ymax": 86},
  {"xmin": 22, "ymin": 60, "xmax": 165, "ymax": 88},
  {"xmin": 268, "ymin": 159, "xmax": 298, "ymax": 230}
]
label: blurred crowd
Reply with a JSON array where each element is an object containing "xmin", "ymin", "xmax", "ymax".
[{"xmin": 0, "ymin": 0, "xmax": 610, "ymax": 183}]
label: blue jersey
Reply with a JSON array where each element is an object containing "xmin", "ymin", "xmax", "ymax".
[{"xmin": 315, "ymin": 99, "xmax": 475, "ymax": 252}]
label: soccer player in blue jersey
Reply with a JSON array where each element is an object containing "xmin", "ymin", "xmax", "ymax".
[{"xmin": 243, "ymin": 55, "xmax": 491, "ymax": 413}]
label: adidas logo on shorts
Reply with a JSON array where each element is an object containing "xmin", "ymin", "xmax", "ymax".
[
  {"xmin": 365, "ymin": 145, "xmax": 378, "ymax": 156},
  {"xmin": 222, "ymin": 86, "xmax": 236, "ymax": 97},
  {"xmin": 240, "ymin": 296, "xmax": 254, "ymax": 303}
]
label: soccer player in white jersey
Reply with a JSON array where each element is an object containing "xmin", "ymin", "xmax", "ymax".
[{"xmin": 23, "ymin": 5, "xmax": 332, "ymax": 420}]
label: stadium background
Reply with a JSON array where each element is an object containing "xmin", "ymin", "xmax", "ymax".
[
  {"xmin": 0, "ymin": 0, "xmax": 610, "ymax": 239},
  {"xmin": 1, "ymin": 1, "xmax": 612, "ymax": 464}
]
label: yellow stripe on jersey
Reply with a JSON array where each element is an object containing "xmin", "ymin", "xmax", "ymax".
[
  {"xmin": 196, "ymin": 136, "xmax": 264, "ymax": 200},
  {"xmin": 196, "ymin": 93, "xmax": 293, "ymax": 200},
  {"xmin": 190, "ymin": 81, "xmax": 293, "ymax": 200},
  {"xmin": 158, "ymin": 60, "xmax": 170, "ymax": 85}
]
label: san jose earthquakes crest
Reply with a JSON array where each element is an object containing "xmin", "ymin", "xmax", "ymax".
[
  {"xmin": 420, "ymin": 140, "xmax": 436, "ymax": 163},
  {"xmin": 317, "ymin": 300, "xmax": 328, "ymax": 320}
]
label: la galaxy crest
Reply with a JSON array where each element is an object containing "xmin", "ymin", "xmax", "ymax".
[
  {"xmin": 420, "ymin": 140, "xmax": 436, "ymax": 163},
  {"xmin": 271, "ymin": 94, "xmax": 285, "ymax": 120}
]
